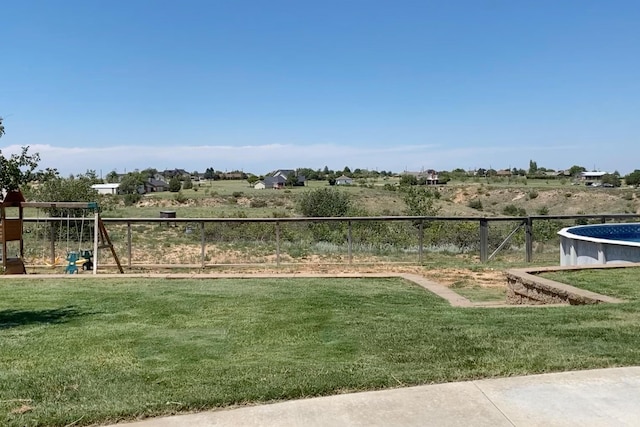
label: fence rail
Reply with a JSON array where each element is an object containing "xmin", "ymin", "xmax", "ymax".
[{"xmin": 20, "ymin": 213, "xmax": 640, "ymax": 270}]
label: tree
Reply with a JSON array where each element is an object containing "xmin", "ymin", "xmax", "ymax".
[
  {"xmin": 528, "ymin": 160, "xmax": 538, "ymax": 175},
  {"xmin": 568, "ymin": 165, "xmax": 586, "ymax": 177},
  {"xmin": 297, "ymin": 188, "xmax": 351, "ymax": 217},
  {"xmin": 0, "ymin": 117, "xmax": 4, "ymax": 138},
  {"xmin": 286, "ymin": 172, "xmax": 299, "ymax": 187},
  {"xmin": 105, "ymin": 170, "xmax": 120, "ymax": 183},
  {"xmin": 624, "ymin": 170, "xmax": 640, "ymax": 187},
  {"xmin": 0, "ymin": 146, "xmax": 40, "ymax": 198},
  {"xmin": 601, "ymin": 173, "xmax": 621, "ymax": 187},
  {"xmin": 402, "ymin": 186, "xmax": 441, "ymax": 217},
  {"xmin": 168, "ymin": 176, "xmax": 182, "ymax": 192},
  {"xmin": 31, "ymin": 173, "xmax": 100, "ymax": 217},
  {"xmin": 182, "ymin": 177, "xmax": 193, "ymax": 190},
  {"xmin": 399, "ymin": 174, "xmax": 418, "ymax": 186}
]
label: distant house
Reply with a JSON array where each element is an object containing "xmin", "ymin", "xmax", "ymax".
[
  {"xmin": 335, "ymin": 175, "xmax": 353, "ymax": 185},
  {"xmin": 268, "ymin": 169, "xmax": 306, "ymax": 186},
  {"xmin": 145, "ymin": 178, "xmax": 170, "ymax": 193},
  {"xmin": 496, "ymin": 169, "xmax": 512, "ymax": 177},
  {"xmin": 254, "ymin": 175, "xmax": 287, "ymax": 190},
  {"xmin": 580, "ymin": 171, "xmax": 608, "ymax": 182},
  {"xmin": 91, "ymin": 183, "xmax": 120, "ymax": 195},
  {"xmin": 424, "ymin": 169, "xmax": 439, "ymax": 185}
]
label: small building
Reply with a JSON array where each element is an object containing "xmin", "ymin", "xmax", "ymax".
[
  {"xmin": 580, "ymin": 171, "xmax": 608, "ymax": 182},
  {"xmin": 335, "ymin": 175, "xmax": 353, "ymax": 185},
  {"xmin": 91, "ymin": 183, "xmax": 120, "ymax": 195},
  {"xmin": 145, "ymin": 178, "xmax": 170, "ymax": 193},
  {"xmin": 254, "ymin": 176, "xmax": 287, "ymax": 190}
]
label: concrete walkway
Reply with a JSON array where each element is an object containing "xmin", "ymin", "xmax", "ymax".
[{"xmin": 109, "ymin": 367, "xmax": 640, "ymax": 426}]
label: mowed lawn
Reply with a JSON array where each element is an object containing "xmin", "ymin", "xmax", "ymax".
[{"xmin": 2, "ymin": 277, "xmax": 640, "ymax": 426}]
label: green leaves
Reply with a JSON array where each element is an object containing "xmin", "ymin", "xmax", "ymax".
[{"xmin": 0, "ymin": 146, "xmax": 41, "ymax": 196}]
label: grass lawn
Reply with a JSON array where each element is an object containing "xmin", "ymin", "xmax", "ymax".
[
  {"xmin": 541, "ymin": 267, "xmax": 640, "ymax": 301},
  {"xmin": 2, "ymin": 276, "xmax": 640, "ymax": 426}
]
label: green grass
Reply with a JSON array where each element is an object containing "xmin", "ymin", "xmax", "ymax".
[
  {"xmin": 3, "ymin": 277, "xmax": 640, "ymax": 426},
  {"xmin": 541, "ymin": 267, "xmax": 640, "ymax": 301}
]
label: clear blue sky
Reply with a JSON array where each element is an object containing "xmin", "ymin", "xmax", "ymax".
[{"xmin": 2, "ymin": 0, "xmax": 639, "ymax": 176}]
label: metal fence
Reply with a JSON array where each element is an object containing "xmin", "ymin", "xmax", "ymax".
[{"xmin": 20, "ymin": 214, "xmax": 640, "ymax": 270}]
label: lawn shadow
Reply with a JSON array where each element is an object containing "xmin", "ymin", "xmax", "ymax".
[{"xmin": 0, "ymin": 306, "xmax": 85, "ymax": 330}]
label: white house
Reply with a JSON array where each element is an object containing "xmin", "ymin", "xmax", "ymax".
[
  {"xmin": 91, "ymin": 183, "xmax": 120, "ymax": 195},
  {"xmin": 580, "ymin": 171, "xmax": 608, "ymax": 182},
  {"xmin": 335, "ymin": 175, "xmax": 353, "ymax": 185}
]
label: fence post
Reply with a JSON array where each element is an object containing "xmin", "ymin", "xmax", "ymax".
[
  {"xmin": 525, "ymin": 217, "xmax": 533, "ymax": 263},
  {"xmin": 50, "ymin": 220, "xmax": 56, "ymax": 266},
  {"xmin": 479, "ymin": 219, "xmax": 488, "ymax": 262},
  {"xmin": 127, "ymin": 222, "xmax": 132, "ymax": 268},
  {"xmin": 201, "ymin": 221, "xmax": 206, "ymax": 268},
  {"xmin": 418, "ymin": 220, "xmax": 424, "ymax": 263},
  {"xmin": 348, "ymin": 220, "xmax": 353, "ymax": 264},
  {"xmin": 276, "ymin": 221, "xmax": 280, "ymax": 267}
]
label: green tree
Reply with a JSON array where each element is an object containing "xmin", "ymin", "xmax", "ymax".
[
  {"xmin": 182, "ymin": 177, "xmax": 193, "ymax": 190},
  {"xmin": 528, "ymin": 160, "xmax": 538, "ymax": 175},
  {"xmin": 0, "ymin": 117, "xmax": 4, "ymax": 138},
  {"xmin": 118, "ymin": 172, "xmax": 145, "ymax": 195},
  {"xmin": 601, "ymin": 173, "xmax": 621, "ymax": 187},
  {"xmin": 105, "ymin": 170, "xmax": 120, "ymax": 183},
  {"xmin": 297, "ymin": 188, "xmax": 351, "ymax": 217},
  {"xmin": 31, "ymin": 173, "xmax": 100, "ymax": 216},
  {"xmin": 286, "ymin": 173, "xmax": 299, "ymax": 187},
  {"xmin": 399, "ymin": 174, "xmax": 418, "ymax": 186},
  {"xmin": 568, "ymin": 165, "xmax": 586, "ymax": 177},
  {"xmin": 402, "ymin": 186, "xmax": 441, "ymax": 216},
  {"xmin": 624, "ymin": 170, "xmax": 640, "ymax": 187},
  {"xmin": 168, "ymin": 176, "xmax": 182, "ymax": 192},
  {"xmin": 0, "ymin": 146, "xmax": 40, "ymax": 198}
]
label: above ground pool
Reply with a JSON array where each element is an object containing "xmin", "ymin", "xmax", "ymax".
[{"xmin": 558, "ymin": 223, "xmax": 640, "ymax": 266}]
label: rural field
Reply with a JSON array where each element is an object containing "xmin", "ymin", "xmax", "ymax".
[{"xmin": 4, "ymin": 178, "xmax": 640, "ymax": 426}]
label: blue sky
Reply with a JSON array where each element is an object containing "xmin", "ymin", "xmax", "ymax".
[{"xmin": 1, "ymin": 0, "xmax": 639, "ymax": 176}]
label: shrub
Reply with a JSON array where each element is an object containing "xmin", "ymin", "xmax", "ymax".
[
  {"xmin": 502, "ymin": 204, "xmax": 526, "ymax": 216},
  {"xmin": 467, "ymin": 199, "xmax": 483, "ymax": 210},
  {"xmin": 250, "ymin": 199, "xmax": 268, "ymax": 208},
  {"xmin": 232, "ymin": 191, "xmax": 244, "ymax": 198},
  {"xmin": 182, "ymin": 178, "xmax": 193, "ymax": 190},
  {"xmin": 168, "ymin": 176, "xmax": 182, "ymax": 192},
  {"xmin": 537, "ymin": 206, "xmax": 549, "ymax": 215},
  {"xmin": 528, "ymin": 190, "xmax": 538, "ymax": 200},
  {"xmin": 297, "ymin": 188, "xmax": 351, "ymax": 217},
  {"xmin": 174, "ymin": 191, "xmax": 188, "ymax": 204}
]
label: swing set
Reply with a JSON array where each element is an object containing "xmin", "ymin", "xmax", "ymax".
[{"xmin": 1, "ymin": 190, "xmax": 123, "ymax": 274}]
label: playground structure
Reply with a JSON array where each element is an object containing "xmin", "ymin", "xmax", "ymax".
[{"xmin": 0, "ymin": 190, "xmax": 123, "ymax": 274}]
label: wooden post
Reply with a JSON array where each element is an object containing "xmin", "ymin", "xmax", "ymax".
[
  {"xmin": 276, "ymin": 221, "xmax": 281, "ymax": 267},
  {"xmin": 525, "ymin": 217, "xmax": 533, "ymax": 263},
  {"xmin": 418, "ymin": 220, "xmax": 424, "ymax": 263},
  {"xmin": 479, "ymin": 219, "xmax": 489, "ymax": 263},
  {"xmin": 201, "ymin": 221, "xmax": 206, "ymax": 268},
  {"xmin": 50, "ymin": 221, "xmax": 56, "ymax": 266},
  {"xmin": 93, "ymin": 212, "xmax": 99, "ymax": 274},
  {"xmin": 127, "ymin": 222, "xmax": 132, "ymax": 268},
  {"xmin": 348, "ymin": 220, "xmax": 353, "ymax": 264}
]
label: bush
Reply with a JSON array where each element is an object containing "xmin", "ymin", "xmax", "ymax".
[
  {"xmin": 232, "ymin": 191, "xmax": 244, "ymax": 198},
  {"xmin": 174, "ymin": 191, "xmax": 188, "ymax": 204},
  {"xmin": 250, "ymin": 199, "xmax": 268, "ymax": 208},
  {"xmin": 123, "ymin": 193, "xmax": 141, "ymax": 206},
  {"xmin": 297, "ymin": 188, "xmax": 351, "ymax": 217},
  {"xmin": 528, "ymin": 190, "xmax": 538, "ymax": 200},
  {"xmin": 183, "ymin": 178, "xmax": 193, "ymax": 190},
  {"xmin": 168, "ymin": 176, "xmax": 182, "ymax": 192},
  {"xmin": 502, "ymin": 204, "xmax": 526, "ymax": 216},
  {"xmin": 467, "ymin": 199, "xmax": 483, "ymax": 210}
]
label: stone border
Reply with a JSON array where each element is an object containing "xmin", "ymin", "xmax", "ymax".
[{"xmin": 505, "ymin": 264, "xmax": 640, "ymax": 305}]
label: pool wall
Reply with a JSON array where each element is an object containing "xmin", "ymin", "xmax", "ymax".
[{"xmin": 558, "ymin": 223, "xmax": 640, "ymax": 266}]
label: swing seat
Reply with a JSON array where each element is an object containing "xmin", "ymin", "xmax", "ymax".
[{"xmin": 44, "ymin": 257, "xmax": 64, "ymax": 267}]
